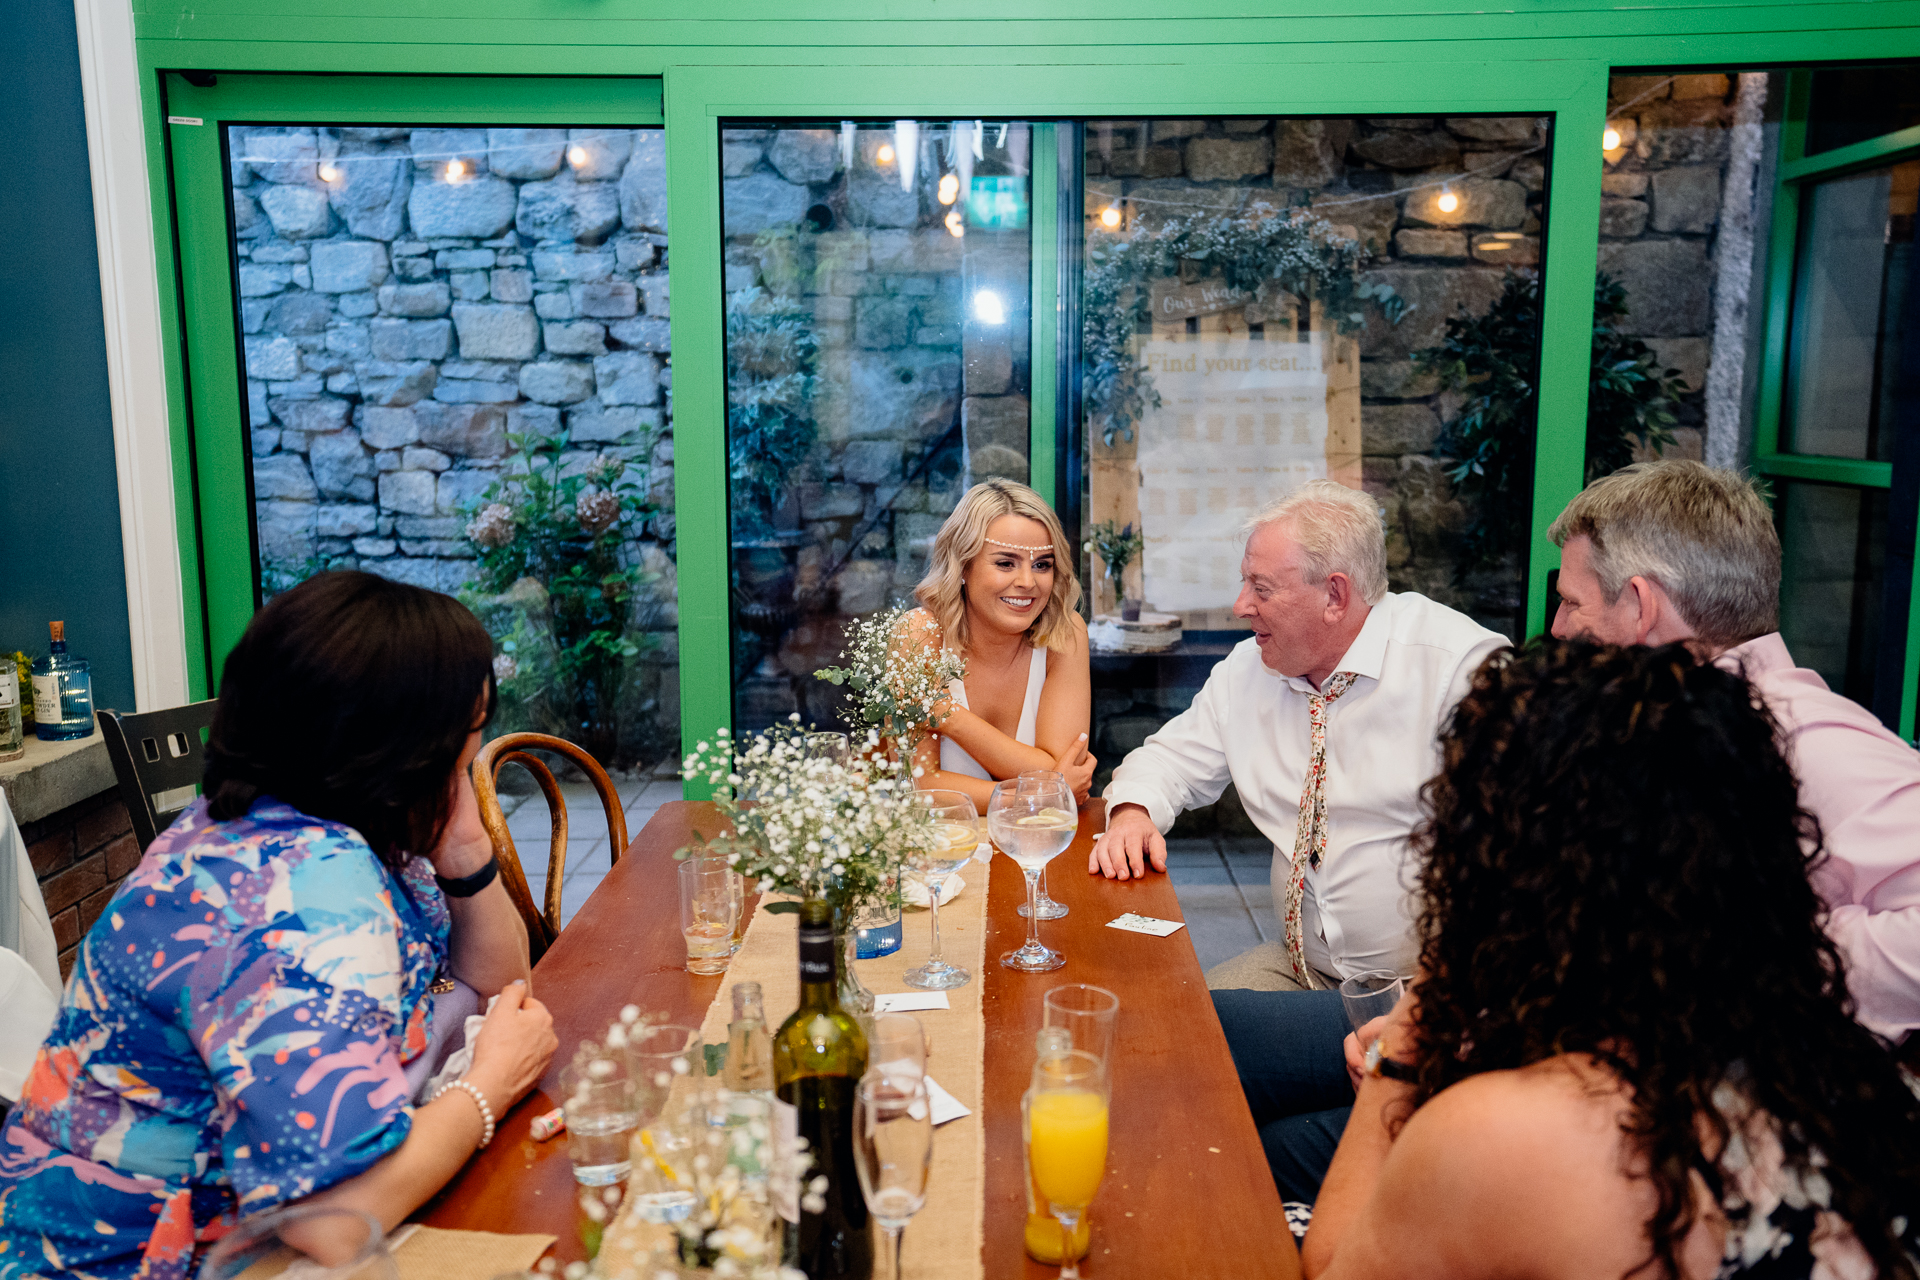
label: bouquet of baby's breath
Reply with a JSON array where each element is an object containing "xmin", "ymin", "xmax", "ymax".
[
  {"xmin": 678, "ymin": 716, "xmax": 937, "ymax": 913},
  {"xmin": 815, "ymin": 606, "xmax": 968, "ymax": 765}
]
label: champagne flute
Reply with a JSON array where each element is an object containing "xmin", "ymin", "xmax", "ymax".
[
  {"xmin": 853, "ymin": 1073, "xmax": 934, "ymax": 1280},
  {"xmin": 904, "ymin": 789, "xmax": 978, "ymax": 990},
  {"xmin": 988, "ymin": 777, "xmax": 1076, "ymax": 972},
  {"xmin": 1024, "ymin": 1049, "xmax": 1110, "ymax": 1280},
  {"xmin": 1015, "ymin": 770, "xmax": 1070, "ymax": 921}
]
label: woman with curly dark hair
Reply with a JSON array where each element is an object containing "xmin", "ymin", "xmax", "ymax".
[{"xmin": 1301, "ymin": 640, "xmax": 1920, "ymax": 1280}]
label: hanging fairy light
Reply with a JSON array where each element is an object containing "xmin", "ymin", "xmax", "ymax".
[
  {"xmin": 876, "ymin": 143, "xmax": 896, "ymax": 165},
  {"xmin": 938, "ymin": 173, "xmax": 960, "ymax": 205},
  {"xmin": 944, "ymin": 208, "xmax": 966, "ymax": 238},
  {"xmin": 1436, "ymin": 186, "xmax": 1459, "ymax": 214},
  {"xmin": 445, "ymin": 158, "xmax": 469, "ymax": 181},
  {"xmin": 1603, "ymin": 127, "xmax": 1622, "ymax": 151},
  {"xmin": 317, "ymin": 162, "xmax": 341, "ymax": 184},
  {"xmin": 568, "ymin": 145, "xmax": 590, "ymax": 168},
  {"xmin": 1099, "ymin": 205, "xmax": 1122, "ymax": 229}
]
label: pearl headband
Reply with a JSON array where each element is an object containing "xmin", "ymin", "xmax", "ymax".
[{"xmin": 983, "ymin": 537, "xmax": 1056, "ymax": 554}]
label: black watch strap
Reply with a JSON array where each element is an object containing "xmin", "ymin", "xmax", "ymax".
[{"xmin": 435, "ymin": 855, "xmax": 500, "ymax": 898}]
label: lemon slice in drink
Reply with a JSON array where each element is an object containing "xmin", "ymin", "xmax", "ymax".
[{"xmin": 1015, "ymin": 807, "xmax": 1077, "ymax": 828}]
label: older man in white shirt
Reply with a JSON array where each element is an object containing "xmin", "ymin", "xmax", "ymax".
[{"xmin": 1091, "ymin": 480, "xmax": 1506, "ymax": 1202}]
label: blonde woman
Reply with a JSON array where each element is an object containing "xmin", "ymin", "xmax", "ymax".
[{"xmin": 903, "ymin": 479, "xmax": 1095, "ymax": 811}]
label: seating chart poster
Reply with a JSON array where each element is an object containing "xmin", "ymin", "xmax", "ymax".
[{"xmin": 1134, "ymin": 337, "xmax": 1329, "ymax": 612}]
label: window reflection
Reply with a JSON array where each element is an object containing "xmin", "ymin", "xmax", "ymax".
[{"xmin": 721, "ymin": 121, "xmax": 1033, "ymax": 731}]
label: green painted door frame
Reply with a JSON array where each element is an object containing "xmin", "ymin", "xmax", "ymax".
[{"xmin": 131, "ymin": 6, "xmax": 1920, "ymax": 769}]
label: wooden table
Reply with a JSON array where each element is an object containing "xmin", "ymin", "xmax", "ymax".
[{"xmin": 420, "ymin": 801, "xmax": 1300, "ymax": 1279}]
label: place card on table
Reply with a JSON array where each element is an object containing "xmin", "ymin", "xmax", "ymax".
[
  {"xmin": 874, "ymin": 991, "xmax": 952, "ymax": 1013},
  {"xmin": 1106, "ymin": 912, "xmax": 1186, "ymax": 937},
  {"xmin": 924, "ymin": 1076, "xmax": 971, "ymax": 1125}
]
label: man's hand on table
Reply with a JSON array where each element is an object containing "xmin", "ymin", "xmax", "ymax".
[{"xmin": 1090, "ymin": 803, "xmax": 1167, "ymax": 881}]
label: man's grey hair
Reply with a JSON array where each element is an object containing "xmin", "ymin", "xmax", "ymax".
[
  {"xmin": 1547, "ymin": 460, "xmax": 1779, "ymax": 646},
  {"xmin": 1244, "ymin": 479, "xmax": 1389, "ymax": 605}
]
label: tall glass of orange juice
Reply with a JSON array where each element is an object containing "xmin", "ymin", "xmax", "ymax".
[{"xmin": 1022, "ymin": 1049, "xmax": 1109, "ymax": 1280}]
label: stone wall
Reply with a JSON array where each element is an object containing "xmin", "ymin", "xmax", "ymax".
[
  {"xmin": 22, "ymin": 788, "xmax": 137, "ymax": 981},
  {"xmin": 720, "ymin": 125, "xmax": 1034, "ymax": 728},
  {"xmin": 1088, "ymin": 114, "xmax": 1549, "ymax": 635},
  {"xmin": 233, "ymin": 126, "xmax": 676, "ymax": 596},
  {"xmin": 1600, "ymin": 72, "xmax": 1762, "ymax": 462}
]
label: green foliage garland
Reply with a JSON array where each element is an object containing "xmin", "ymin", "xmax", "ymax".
[{"xmin": 1083, "ymin": 203, "xmax": 1405, "ymax": 446}]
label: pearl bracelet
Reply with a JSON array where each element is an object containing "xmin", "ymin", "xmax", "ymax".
[{"xmin": 434, "ymin": 1078, "xmax": 496, "ymax": 1149}]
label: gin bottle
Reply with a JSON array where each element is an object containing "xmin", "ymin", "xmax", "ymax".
[
  {"xmin": 0, "ymin": 667, "xmax": 22, "ymax": 761},
  {"xmin": 31, "ymin": 622, "xmax": 94, "ymax": 742}
]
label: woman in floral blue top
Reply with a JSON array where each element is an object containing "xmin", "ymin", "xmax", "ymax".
[{"xmin": 0, "ymin": 572, "xmax": 558, "ymax": 1279}]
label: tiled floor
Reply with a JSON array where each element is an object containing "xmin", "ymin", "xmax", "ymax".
[
  {"xmin": 497, "ymin": 772, "xmax": 682, "ymax": 926},
  {"xmin": 512, "ymin": 781, "xmax": 1273, "ymax": 972},
  {"xmin": 1164, "ymin": 836, "xmax": 1276, "ymax": 974}
]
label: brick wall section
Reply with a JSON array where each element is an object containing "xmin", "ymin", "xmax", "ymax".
[{"xmin": 21, "ymin": 788, "xmax": 140, "ymax": 981}]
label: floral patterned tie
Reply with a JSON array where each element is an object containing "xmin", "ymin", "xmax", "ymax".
[{"xmin": 1283, "ymin": 671, "xmax": 1359, "ymax": 990}]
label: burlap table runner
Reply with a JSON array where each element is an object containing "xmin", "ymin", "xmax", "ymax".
[{"xmin": 603, "ymin": 854, "xmax": 991, "ymax": 1280}]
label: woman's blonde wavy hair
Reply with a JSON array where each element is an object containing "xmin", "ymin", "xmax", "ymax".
[{"xmin": 914, "ymin": 479, "xmax": 1081, "ymax": 655}]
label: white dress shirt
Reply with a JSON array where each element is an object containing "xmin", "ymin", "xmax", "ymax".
[
  {"xmin": 1104, "ymin": 592, "xmax": 1508, "ymax": 980},
  {"xmin": 1718, "ymin": 633, "xmax": 1920, "ymax": 1042}
]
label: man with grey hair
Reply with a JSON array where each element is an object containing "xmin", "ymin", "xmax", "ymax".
[
  {"xmin": 1091, "ymin": 478, "xmax": 1507, "ymax": 1202},
  {"xmin": 1551, "ymin": 459, "xmax": 1920, "ymax": 1052}
]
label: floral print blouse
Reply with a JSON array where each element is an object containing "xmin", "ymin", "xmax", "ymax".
[{"xmin": 0, "ymin": 798, "xmax": 449, "ymax": 1280}]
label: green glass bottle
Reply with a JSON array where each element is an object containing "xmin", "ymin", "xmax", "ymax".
[{"xmin": 774, "ymin": 898, "xmax": 873, "ymax": 1280}]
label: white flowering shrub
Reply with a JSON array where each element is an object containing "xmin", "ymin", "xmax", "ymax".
[{"xmin": 814, "ymin": 606, "xmax": 967, "ymax": 767}]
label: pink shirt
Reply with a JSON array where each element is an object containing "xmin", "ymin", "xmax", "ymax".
[{"xmin": 1718, "ymin": 633, "xmax": 1920, "ymax": 1042}]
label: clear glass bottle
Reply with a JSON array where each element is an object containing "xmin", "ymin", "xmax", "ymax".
[
  {"xmin": 725, "ymin": 981, "xmax": 775, "ymax": 1095},
  {"xmin": 0, "ymin": 665, "xmax": 24, "ymax": 761},
  {"xmin": 31, "ymin": 622, "xmax": 94, "ymax": 742}
]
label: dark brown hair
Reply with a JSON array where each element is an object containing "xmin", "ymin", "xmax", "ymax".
[
  {"xmin": 1409, "ymin": 640, "xmax": 1920, "ymax": 1278},
  {"xmin": 203, "ymin": 570, "xmax": 496, "ymax": 866}
]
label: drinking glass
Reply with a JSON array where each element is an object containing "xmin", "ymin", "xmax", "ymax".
[
  {"xmin": 626, "ymin": 1023, "xmax": 705, "ymax": 1123},
  {"xmin": 988, "ymin": 777, "xmax": 1076, "ymax": 971},
  {"xmin": 1042, "ymin": 985, "xmax": 1119, "ymax": 1065},
  {"xmin": 678, "ymin": 858, "xmax": 740, "ymax": 975},
  {"xmin": 1015, "ymin": 770, "xmax": 1070, "ymax": 921},
  {"xmin": 904, "ymin": 789, "xmax": 978, "ymax": 990},
  {"xmin": 684, "ymin": 853, "xmax": 749, "ymax": 953},
  {"xmin": 869, "ymin": 1012, "xmax": 928, "ymax": 1086},
  {"xmin": 853, "ymin": 1073, "xmax": 934, "ymax": 1280},
  {"xmin": 1338, "ymin": 970, "xmax": 1406, "ymax": 1033},
  {"xmin": 1024, "ymin": 1049, "xmax": 1109, "ymax": 1280},
  {"xmin": 202, "ymin": 1206, "xmax": 396, "ymax": 1280},
  {"xmin": 805, "ymin": 731, "xmax": 851, "ymax": 766},
  {"xmin": 558, "ymin": 1053, "xmax": 640, "ymax": 1186}
]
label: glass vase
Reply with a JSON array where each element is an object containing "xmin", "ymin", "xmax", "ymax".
[{"xmin": 833, "ymin": 907, "xmax": 877, "ymax": 1038}]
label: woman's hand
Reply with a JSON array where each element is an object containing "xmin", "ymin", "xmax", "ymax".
[
  {"xmin": 1053, "ymin": 733, "xmax": 1097, "ymax": 804},
  {"xmin": 431, "ymin": 735, "xmax": 495, "ymax": 879},
  {"xmin": 463, "ymin": 980, "xmax": 557, "ymax": 1115}
]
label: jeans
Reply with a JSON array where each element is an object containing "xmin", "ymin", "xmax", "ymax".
[{"xmin": 1211, "ymin": 986, "xmax": 1353, "ymax": 1204}]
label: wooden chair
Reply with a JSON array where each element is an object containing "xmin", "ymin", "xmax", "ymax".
[
  {"xmin": 472, "ymin": 733, "xmax": 629, "ymax": 962},
  {"xmin": 97, "ymin": 701, "xmax": 220, "ymax": 851}
]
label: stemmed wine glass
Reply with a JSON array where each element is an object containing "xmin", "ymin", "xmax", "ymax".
[
  {"xmin": 988, "ymin": 776, "xmax": 1077, "ymax": 971},
  {"xmin": 904, "ymin": 789, "xmax": 978, "ymax": 990},
  {"xmin": 852, "ymin": 1072, "xmax": 935, "ymax": 1280},
  {"xmin": 1015, "ymin": 770, "xmax": 1070, "ymax": 921}
]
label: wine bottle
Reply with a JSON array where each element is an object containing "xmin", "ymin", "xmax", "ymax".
[
  {"xmin": 725, "ymin": 981, "xmax": 775, "ymax": 1095},
  {"xmin": 774, "ymin": 898, "xmax": 873, "ymax": 1280},
  {"xmin": 31, "ymin": 622, "xmax": 93, "ymax": 743}
]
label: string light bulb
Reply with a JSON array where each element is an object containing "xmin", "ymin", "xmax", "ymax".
[
  {"xmin": 938, "ymin": 173, "xmax": 960, "ymax": 205},
  {"xmin": 317, "ymin": 162, "xmax": 341, "ymax": 184},
  {"xmin": 1603, "ymin": 127, "xmax": 1622, "ymax": 151},
  {"xmin": 568, "ymin": 145, "xmax": 590, "ymax": 168},
  {"xmin": 1099, "ymin": 205, "xmax": 1122, "ymax": 229},
  {"xmin": 944, "ymin": 208, "xmax": 965, "ymax": 238},
  {"xmin": 445, "ymin": 158, "xmax": 469, "ymax": 181},
  {"xmin": 973, "ymin": 289, "xmax": 1006, "ymax": 325},
  {"xmin": 876, "ymin": 143, "xmax": 896, "ymax": 165},
  {"xmin": 1436, "ymin": 187, "xmax": 1459, "ymax": 214}
]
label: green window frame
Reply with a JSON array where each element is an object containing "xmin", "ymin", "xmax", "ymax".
[
  {"xmin": 1751, "ymin": 70, "xmax": 1920, "ymax": 736},
  {"xmin": 159, "ymin": 73, "xmax": 665, "ymax": 697}
]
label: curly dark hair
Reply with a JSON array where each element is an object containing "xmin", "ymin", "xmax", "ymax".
[
  {"xmin": 203, "ymin": 571, "xmax": 496, "ymax": 868},
  {"xmin": 1407, "ymin": 639, "xmax": 1920, "ymax": 1279}
]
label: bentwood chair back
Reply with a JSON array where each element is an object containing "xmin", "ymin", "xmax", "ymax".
[
  {"xmin": 97, "ymin": 702, "xmax": 221, "ymax": 851},
  {"xmin": 472, "ymin": 733, "xmax": 629, "ymax": 962}
]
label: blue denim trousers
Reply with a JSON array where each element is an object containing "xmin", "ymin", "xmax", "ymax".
[{"xmin": 1210, "ymin": 987, "xmax": 1353, "ymax": 1204}]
